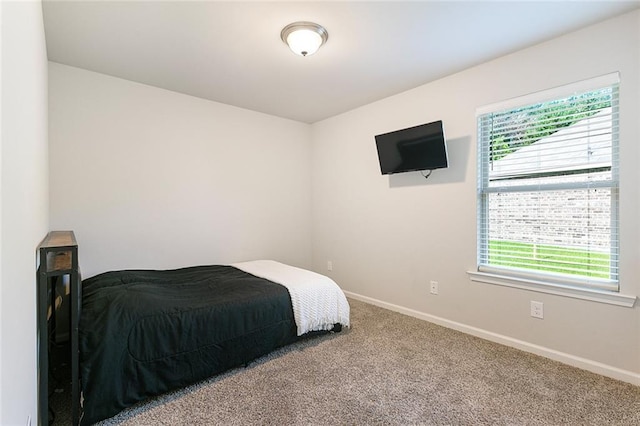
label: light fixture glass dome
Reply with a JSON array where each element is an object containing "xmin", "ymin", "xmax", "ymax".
[{"xmin": 281, "ymin": 22, "xmax": 328, "ymax": 56}]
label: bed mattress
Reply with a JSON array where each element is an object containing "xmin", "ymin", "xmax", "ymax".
[{"xmin": 79, "ymin": 261, "xmax": 350, "ymax": 425}]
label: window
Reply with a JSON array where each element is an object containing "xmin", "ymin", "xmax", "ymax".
[{"xmin": 476, "ymin": 74, "xmax": 619, "ymax": 292}]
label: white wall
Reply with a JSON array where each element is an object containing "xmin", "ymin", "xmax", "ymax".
[
  {"xmin": 49, "ymin": 63, "xmax": 312, "ymax": 279},
  {"xmin": 311, "ymin": 11, "xmax": 640, "ymax": 380},
  {"xmin": 0, "ymin": 1, "xmax": 50, "ymax": 424}
]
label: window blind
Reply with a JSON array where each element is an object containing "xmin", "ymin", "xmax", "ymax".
[{"xmin": 477, "ymin": 75, "xmax": 619, "ymax": 291}]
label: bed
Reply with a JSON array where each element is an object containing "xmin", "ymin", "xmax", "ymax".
[{"xmin": 78, "ymin": 260, "xmax": 350, "ymax": 425}]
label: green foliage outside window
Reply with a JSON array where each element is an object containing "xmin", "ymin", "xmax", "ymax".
[{"xmin": 489, "ymin": 89, "xmax": 612, "ymax": 162}]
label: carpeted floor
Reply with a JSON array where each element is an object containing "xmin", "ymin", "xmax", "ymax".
[{"xmin": 57, "ymin": 298, "xmax": 640, "ymax": 425}]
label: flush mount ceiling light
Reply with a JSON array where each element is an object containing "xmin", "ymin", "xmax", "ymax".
[{"xmin": 281, "ymin": 21, "xmax": 328, "ymax": 57}]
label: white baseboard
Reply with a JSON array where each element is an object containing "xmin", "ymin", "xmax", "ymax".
[{"xmin": 344, "ymin": 290, "xmax": 640, "ymax": 387}]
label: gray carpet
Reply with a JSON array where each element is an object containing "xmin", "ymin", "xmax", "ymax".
[{"xmin": 86, "ymin": 298, "xmax": 640, "ymax": 425}]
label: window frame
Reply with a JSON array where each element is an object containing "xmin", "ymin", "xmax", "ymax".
[{"xmin": 469, "ymin": 73, "xmax": 635, "ymax": 307}]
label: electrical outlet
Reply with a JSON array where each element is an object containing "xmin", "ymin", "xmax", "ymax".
[
  {"xmin": 430, "ymin": 280, "xmax": 438, "ymax": 295},
  {"xmin": 327, "ymin": 261, "xmax": 333, "ymax": 271},
  {"xmin": 530, "ymin": 301, "xmax": 544, "ymax": 319}
]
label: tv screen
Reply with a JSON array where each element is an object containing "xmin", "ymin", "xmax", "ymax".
[{"xmin": 375, "ymin": 120, "xmax": 448, "ymax": 175}]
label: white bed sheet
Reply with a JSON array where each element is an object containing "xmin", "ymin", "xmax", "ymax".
[{"xmin": 231, "ymin": 260, "xmax": 350, "ymax": 336}]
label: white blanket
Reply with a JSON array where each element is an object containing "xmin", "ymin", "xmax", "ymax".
[{"xmin": 232, "ymin": 260, "xmax": 350, "ymax": 336}]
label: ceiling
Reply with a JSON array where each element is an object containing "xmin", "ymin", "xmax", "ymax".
[{"xmin": 42, "ymin": 1, "xmax": 640, "ymax": 123}]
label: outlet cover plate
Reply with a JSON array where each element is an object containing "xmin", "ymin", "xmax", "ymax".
[{"xmin": 531, "ymin": 301, "xmax": 544, "ymax": 319}]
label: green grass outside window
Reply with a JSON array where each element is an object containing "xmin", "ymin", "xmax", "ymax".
[{"xmin": 488, "ymin": 240, "xmax": 610, "ymax": 279}]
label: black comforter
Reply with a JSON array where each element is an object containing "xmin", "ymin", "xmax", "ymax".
[{"xmin": 79, "ymin": 265, "xmax": 297, "ymax": 425}]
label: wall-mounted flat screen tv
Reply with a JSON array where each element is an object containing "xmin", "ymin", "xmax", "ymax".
[{"xmin": 375, "ymin": 120, "xmax": 448, "ymax": 175}]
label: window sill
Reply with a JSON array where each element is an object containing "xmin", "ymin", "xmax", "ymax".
[{"xmin": 467, "ymin": 270, "xmax": 637, "ymax": 307}]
